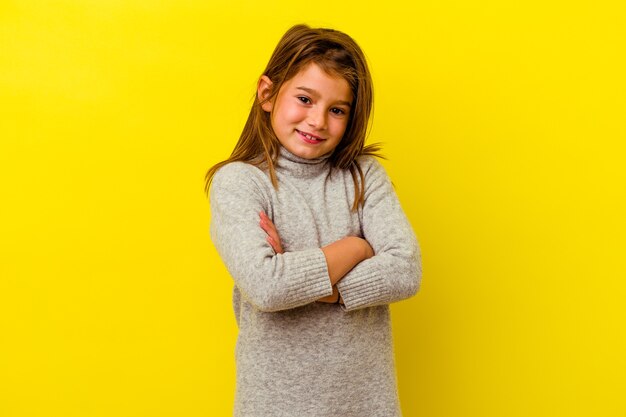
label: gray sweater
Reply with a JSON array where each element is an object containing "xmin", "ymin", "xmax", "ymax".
[{"xmin": 209, "ymin": 145, "xmax": 421, "ymax": 417}]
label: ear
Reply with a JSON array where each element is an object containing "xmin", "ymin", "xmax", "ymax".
[{"xmin": 257, "ymin": 75, "xmax": 274, "ymax": 112}]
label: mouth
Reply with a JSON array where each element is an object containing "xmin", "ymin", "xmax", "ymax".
[{"xmin": 296, "ymin": 129, "xmax": 326, "ymax": 144}]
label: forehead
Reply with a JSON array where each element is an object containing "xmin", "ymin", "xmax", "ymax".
[{"xmin": 282, "ymin": 63, "xmax": 353, "ymax": 102}]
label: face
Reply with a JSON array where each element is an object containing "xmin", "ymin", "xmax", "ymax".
[{"xmin": 258, "ymin": 62, "xmax": 353, "ymax": 160}]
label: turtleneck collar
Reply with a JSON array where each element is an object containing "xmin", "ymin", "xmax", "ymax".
[{"xmin": 276, "ymin": 145, "xmax": 332, "ymax": 179}]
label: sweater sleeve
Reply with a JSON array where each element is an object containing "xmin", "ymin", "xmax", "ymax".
[
  {"xmin": 336, "ymin": 158, "xmax": 422, "ymax": 312},
  {"xmin": 209, "ymin": 163, "xmax": 334, "ymax": 312}
]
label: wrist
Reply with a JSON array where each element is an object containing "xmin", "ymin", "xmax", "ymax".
[{"xmin": 360, "ymin": 238, "xmax": 374, "ymax": 260}]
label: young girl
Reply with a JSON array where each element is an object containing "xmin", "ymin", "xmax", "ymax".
[{"xmin": 205, "ymin": 24, "xmax": 421, "ymax": 417}]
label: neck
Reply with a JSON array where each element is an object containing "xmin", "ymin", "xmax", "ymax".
[{"xmin": 275, "ymin": 146, "xmax": 332, "ymax": 179}]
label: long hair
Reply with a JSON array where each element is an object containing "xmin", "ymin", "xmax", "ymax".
[{"xmin": 204, "ymin": 24, "xmax": 382, "ymax": 210}]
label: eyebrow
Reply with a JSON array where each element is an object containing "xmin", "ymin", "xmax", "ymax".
[{"xmin": 296, "ymin": 86, "xmax": 352, "ymax": 107}]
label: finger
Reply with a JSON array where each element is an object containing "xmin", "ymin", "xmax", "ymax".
[
  {"xmin": 259, "ymin": 217, "xmax": 280, "ymax": 242},
  {"xmin": 260, "ymin": 212, "xmax": 279, "ymax": 234},
  {"xmin": 259, "ymin": 213, "xmax": 281, "ymax": 242},
  {"xmin": 259, "ymin": 212, "xmax": 272, "ymax": 233},
  {"xmin": 260, "ymin": 212, "xmax": 284, "ymax": 253},
  {"xmin": 266, "ymin": 235, "xmax": 283, "ymax": 254},
  {"xmin": 259, "ymin": 217, "xmax": 272, "ymax": 234},
  {"xmin": 259, "ymin": 211, "xmax": 272, "ymax": 224},
  {"xmin": 266, "ymin": 235, "xmax": 277, "ymax": 252}
]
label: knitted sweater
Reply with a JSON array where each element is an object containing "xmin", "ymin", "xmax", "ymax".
[{"xmin": 209, "ymin": 145, "xmax": 421, "ymax": 417}]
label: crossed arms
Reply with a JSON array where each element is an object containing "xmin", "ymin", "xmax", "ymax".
[
  {"xmin": 259, "ymin": 210, "xmax": 374, "ymax": 305},
  {"xmin": 209, "ymin": 159, "xmax": 421, "ymax": 312}
]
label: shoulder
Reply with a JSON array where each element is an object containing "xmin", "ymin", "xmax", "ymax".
[
  {"xmin": 212, "ymin": 161, "xmax": 268, "ymax": 189},
  {"xmin": 213, "ymin": 161, "xmax": 264, "ymax": 181},
  {"xmin": 353, "ymin": 156, "xmax": 397, "ymax": 206},
  {"xmin": 210, "ymin": 161, "xmax": 273, "ymax": 207},
  {"xmin": 356, "ymin": 155, "xmax": 390, "ymax": 184}
]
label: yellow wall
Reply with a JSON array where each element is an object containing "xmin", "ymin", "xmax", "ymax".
[{"xmin": 1, "ymin": 1, "xmax": 624, "ymax": 416}]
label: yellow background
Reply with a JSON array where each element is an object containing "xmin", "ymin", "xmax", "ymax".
[{"xmin": 1, "ymin": 1, "xmax": 624, "ymax": 416}]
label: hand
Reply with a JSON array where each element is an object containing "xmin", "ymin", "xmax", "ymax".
[
  {"xmin": 317, "ymin": 285, "xmax": 341, "ymax": 304},
  {"xmin": 259, "ymin": 211, "xmax": 284, "ymax": 254}
]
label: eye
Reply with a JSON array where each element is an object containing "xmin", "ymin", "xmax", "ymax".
[
  {"xmin": 297, "ymin": 96, "xmax": 311, "ymax": 104},
  {"xmin": 330, "ymin": 107, "xmax": 346, "ymax": 116}
]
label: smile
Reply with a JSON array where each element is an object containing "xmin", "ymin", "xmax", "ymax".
[{"xmin": 296, "ymin": 129, "xmax": 326, "ymax": 144}]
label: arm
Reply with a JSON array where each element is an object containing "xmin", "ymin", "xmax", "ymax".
[
  {"xmin": 322, "ymin": 236, "xmax": 374, "ymax": 285},
  {"xmin": 320, "ymin": 237, "xmax": 373, "ymax": 303},
  {"xmin": 210, "ymin": 163, "xmax": 372, "ymax": 312},
  {"xmin": 335, "ymin": 158, "xmax": 422, "ymax": 312},
  {"xmin": 260, "ymin": 212, "xmax": 373, "ymax": 303},
  {"xmin": 210, "ymin": 163, "xmax": 334, "ymax": 312}
]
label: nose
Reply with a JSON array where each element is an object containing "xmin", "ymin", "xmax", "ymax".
[{"xmin": 306, "ymin": 107, "xmax": 327, "ymax": 130}]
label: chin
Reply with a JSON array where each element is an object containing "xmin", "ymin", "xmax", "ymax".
[{"xmin": 289, "ymin": 145, "xmax": 322, "ymax": 159}]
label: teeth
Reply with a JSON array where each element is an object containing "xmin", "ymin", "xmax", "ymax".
[{"xmin": 301, "ymin": 131, "xmax": 320, "ymax": 141}]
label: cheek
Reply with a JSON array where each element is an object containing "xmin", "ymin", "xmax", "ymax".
[
  {"xmin": 282, "ymin": 105, "xmax": 307, "ymax": 123},
  {"xmin": 329, "ymin": 118, "xmax": 349, "ymax": 137},
  {"xmin": 272, "ymin": 107, "xmax": 301, "ymax": 134},
  {"xmin": 275, "ymin": 102, "xmax": 305, "ymax": 124}
]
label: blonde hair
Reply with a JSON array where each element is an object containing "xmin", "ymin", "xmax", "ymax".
[{"xmin": 204, "ymin": 24, "xmax": 381, "ymax": 210}]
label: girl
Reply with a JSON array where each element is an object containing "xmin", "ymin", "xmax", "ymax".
[{"xmin": 205, "ymin": 24, "xmax": 421, "ymax": 417}]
